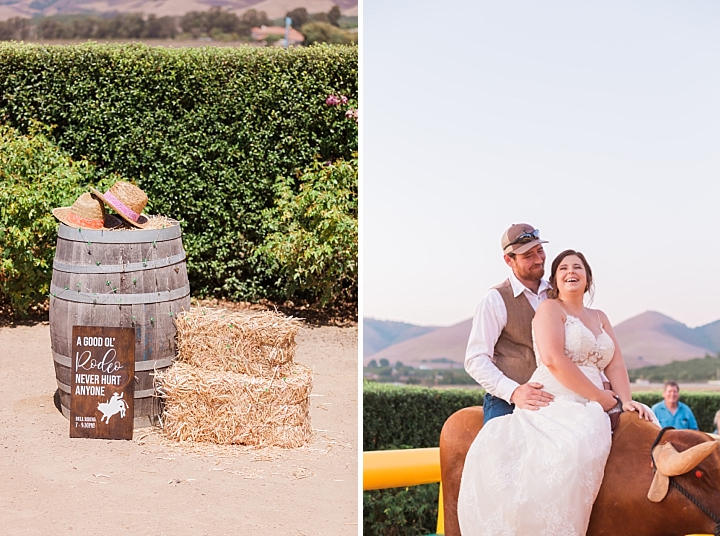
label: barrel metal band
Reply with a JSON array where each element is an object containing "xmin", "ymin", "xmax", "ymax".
[
  {"xmin": 56, "ymin": 379, "xmax": 157, "ymax": 398},
  {"xmin": 53, "ymin": 251, "xmax": 186, "ymax": 274},
  {"xmin": 53, "ymin": 351, "xmax": 173, "ymax": 371},
  {"xmin": 133, "ymin": 388, "xmax": 157, "ymax": 398},
  {"xmin": 136, "ymin": 358, "xmax": 174, "ymax": 371},
  {"xmin": 52, "ymin": 351, "xmax": 72, "ymax": 368},
  {"xmin": 58, "ymin": 222, "xmax": 181, "ymax": 243},
  {"xmin": 50, "ymin": 283, "xmax": 190, "ymax": 305}
]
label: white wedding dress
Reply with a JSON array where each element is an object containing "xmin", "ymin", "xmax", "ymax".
[{"xmin": 457, "ymin": 315, "xmax": 615, "ymax": 536}]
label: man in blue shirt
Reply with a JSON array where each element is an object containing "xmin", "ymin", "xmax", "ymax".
[{"xmin": 651, "ymin": 380, "xmax": 698, "ymax": 430}]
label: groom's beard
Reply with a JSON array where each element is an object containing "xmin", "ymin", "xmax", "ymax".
[{"xmin": 516, "ymin": 264, "xmax": 545, "ymax": 282}]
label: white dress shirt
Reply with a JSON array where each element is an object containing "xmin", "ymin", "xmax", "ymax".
[{"xmin": 464, "ymin": 272, "xmax": 551, "ymax": 403}]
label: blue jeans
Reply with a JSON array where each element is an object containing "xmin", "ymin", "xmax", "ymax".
[{"xmin": 483, "ymin": 393, "xmax": 514, "ymax": 425}]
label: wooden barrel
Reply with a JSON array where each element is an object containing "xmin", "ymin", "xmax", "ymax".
[{"xmin": 49, "ymin": 222, "xmax": 190, "ymax": 427}]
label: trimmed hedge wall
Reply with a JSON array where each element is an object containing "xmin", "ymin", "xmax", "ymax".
[
  {"xmin": 364, "ymin": 483, "xmax": 439, "ymax": 536},
  {"xmin": 0, "ymin": 43, "xmax": 357, "ymax": 306},
  {"xmin": 363, "ymin": 382, "xmax": 720, "ymax": 536},
  {"xmin": 364, "ymin": 383, "xmax": 720, "ymax": 452},
  {"xmin": 363, "ymin": 382, "xmax": 485, "ymax": 451}
]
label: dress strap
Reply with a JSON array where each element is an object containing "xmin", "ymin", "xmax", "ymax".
[
  {"xmin": 595, "ymin": 310, "xmax": 603, "ymax": 329},
  {"xmin": 555, "ymin": 302, "xmax": 569, "ymax": 322}
]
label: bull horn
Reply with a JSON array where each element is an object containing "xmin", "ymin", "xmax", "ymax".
[
  {"xmin": 647, "ymin": 441, "xmax": 718, "ymax": 503},
  {"xmin": 655, "ymin": 440, "xmax": 717, "ymax": 476}
]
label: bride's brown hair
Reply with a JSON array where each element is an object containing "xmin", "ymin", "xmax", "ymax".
[{"xmin": 547, "ymin": 249, "xmax": 594, "ymax": 300}]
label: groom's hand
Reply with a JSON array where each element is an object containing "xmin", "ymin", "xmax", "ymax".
[{"xmin": 510, "ymin": 382, "xmax": 554, "ymax": 410}]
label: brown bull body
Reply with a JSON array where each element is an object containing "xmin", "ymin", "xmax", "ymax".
[{"xmin": 440, "ymin": 408, "xmax": 720, "ymax": 536}]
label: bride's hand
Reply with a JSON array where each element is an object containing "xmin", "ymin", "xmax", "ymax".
[
  {"xmin": 622, "ymin": 400, "xmax": 653, "ymax": 421},
  {"xmin": 596, "ymin": 389, "xmax": 618, "ymax": 412}
]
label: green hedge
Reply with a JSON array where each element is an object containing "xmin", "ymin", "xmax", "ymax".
[
  {"xmin": 364, "ymin": 483, "xmax": 439, "ymax": 536},
  {"xmin": 363, "ymin": 382, "xmax": 486, "ymax": 452},
  {"xmin": 0, "ymin": 43, "xmax": 357, "ymax": 311},
  {"xmin": 362, "ymin": 382, "xmax": 720, "ymax": 536},
  {"xmin": 364, "ymin": 384, "xmax": 720, "ymax": 452}
]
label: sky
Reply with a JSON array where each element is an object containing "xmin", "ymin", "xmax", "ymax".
[{"xmin": 362, "ymin": 0, "xmax": 720, "ymax": 329}]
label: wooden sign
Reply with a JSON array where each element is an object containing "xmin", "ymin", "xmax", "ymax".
[{"xmin": 70, "ymin": 326, "xmax": 135, "ymax": 440}]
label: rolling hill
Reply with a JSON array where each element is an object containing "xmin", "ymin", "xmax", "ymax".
[
  {"xmin": 364, "ymin": 318, "xmax": 472, "ymax": 369},
  {"xmin": 363, "ymin": 311, "xmax": 720, "ymax": 370},
  {"xmin": 613, "ymin": 311, "xmax": 719, "ymax": 368},
  {"xmin": 363, "ymin": 318, "xmax": 440, "ymax": 357},
  {"xmin": 0, "ymin": 0, "xmax": 357, "ymax": 21}
]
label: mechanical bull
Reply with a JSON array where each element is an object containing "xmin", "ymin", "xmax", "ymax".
[{"xmin": 440, "ymin": 408, "xmax": 720, "ymax": 536}]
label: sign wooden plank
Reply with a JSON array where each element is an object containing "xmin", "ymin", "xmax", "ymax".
[{"xmin": 70, "ymin": 326, "xmax": 135, "ymax": 440}]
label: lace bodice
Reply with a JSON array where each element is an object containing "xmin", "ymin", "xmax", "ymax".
[
  {"xmin": 561, "ymin": 314, "xmax": 615, "ymax": 370},
  {"xmin": 533, "ymin": 314, "xmax": 615, "ymax": 371}
]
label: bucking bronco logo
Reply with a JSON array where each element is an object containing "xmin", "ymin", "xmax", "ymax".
[{"xmin": 97, "ymin": 392, "xmax": 128, "ymax": 423}]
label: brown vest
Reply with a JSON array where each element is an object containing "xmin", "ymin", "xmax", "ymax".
[{"xmin": 492, "ymin": 279, "xmax": 537, "ymax": 385}]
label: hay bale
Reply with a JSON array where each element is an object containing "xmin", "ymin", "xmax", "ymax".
[
  {"xmin": 156, "ymin": 361, "xmax": 313, "ymax": 448},
  {"xmin": 176, "ymin": 308, "xmax": 301, "ymax": 375}
]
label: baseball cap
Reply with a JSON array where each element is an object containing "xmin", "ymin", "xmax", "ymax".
[{"xmin": 501, "ymin": 223, "xmax": 548, "ymax": 255}]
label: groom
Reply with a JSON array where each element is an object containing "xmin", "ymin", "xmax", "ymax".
[{"xmin": 465, "ymin": 223, "xmax": 555, "ymax": 423}]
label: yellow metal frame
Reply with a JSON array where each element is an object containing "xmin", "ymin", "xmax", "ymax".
[{"xmin": 363, "ymin": 447, "xmax": 444, "ymax": 534}]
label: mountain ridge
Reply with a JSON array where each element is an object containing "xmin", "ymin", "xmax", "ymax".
[
  {"xmin": 363, "ymin": 318, "xmax": 440, "ymax": 357},
  {"xmin": 363, "ymin": 310, "xmax": 720, "ymax": 370}
]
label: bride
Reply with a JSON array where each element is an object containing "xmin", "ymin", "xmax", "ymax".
[{"xmin": 457, "ymin": 249, "xmax": 654, "ymax": 535}]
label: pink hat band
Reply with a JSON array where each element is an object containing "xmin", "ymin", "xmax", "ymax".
[{"xmin": 104, "ymin": 191, "xmax": 141, "ymax": 222}]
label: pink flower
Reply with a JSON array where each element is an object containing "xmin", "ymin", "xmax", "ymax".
[
  {"xmin": 340, "ymin": 95, "xmax": 348, "ymax": 105},
  {"xmin": 345, "ymin": 108, "xmax": 359, "ymax": 122},
  {"xmin": 325, "ymin": 95, "xmax": 340, "ymax": 106}
]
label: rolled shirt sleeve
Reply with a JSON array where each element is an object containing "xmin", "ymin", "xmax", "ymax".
[{"xmin": 464, "ymin": 289, "xmax": 521, "ymax": 403}]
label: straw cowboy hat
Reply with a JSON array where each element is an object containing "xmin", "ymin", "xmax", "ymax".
[
  {"xmin": 90, "ymin": 181, "xmax": 150, "ymax": 228},
  {"xmin": 52, "ymin": 193, "xmax": 122, "ymax": 230}
]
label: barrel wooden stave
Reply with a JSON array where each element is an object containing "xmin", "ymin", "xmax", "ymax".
[{"xmin": 50, "ymin": 223, "xmax": 189, "ymax": 427}]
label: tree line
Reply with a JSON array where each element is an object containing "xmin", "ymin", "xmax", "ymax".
[
  {"xmin": 0, "ymin": 6, "xmax": 356, "ymax": 44},
  {"xmin": 628, "ymin": 353, "xmax": 720, "ymax": 383},
  {"xmin": 365, "ymin": 360, "xmax": 477, "ymax": 386},
  {"xmin": 364, "ymin": 353, "xmax": 720, "ymax": 386}
]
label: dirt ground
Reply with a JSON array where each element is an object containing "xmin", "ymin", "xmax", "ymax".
[{"xmin": 0, "ymin": 321, "xmax": 358, "ymax": 535}]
